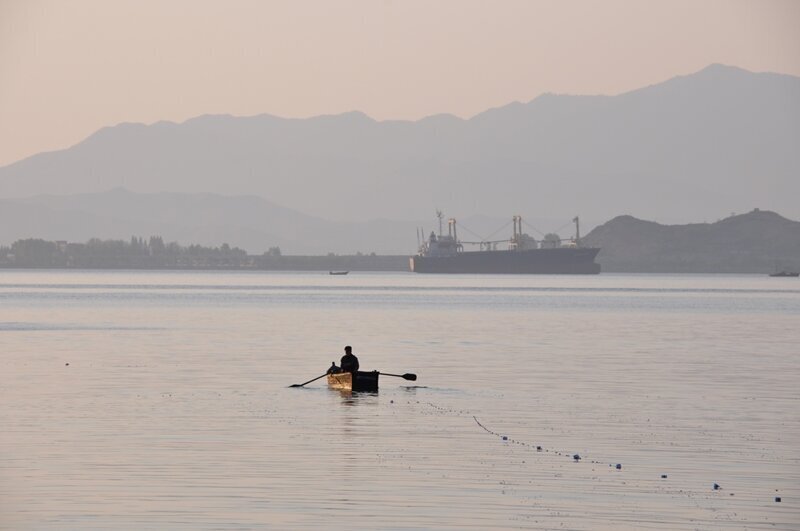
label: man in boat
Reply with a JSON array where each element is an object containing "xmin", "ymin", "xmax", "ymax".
[{"xmin": 340, "ymin": 345, "xmax": 359, "ymax": 374}]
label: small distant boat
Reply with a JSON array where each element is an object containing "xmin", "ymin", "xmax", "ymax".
[
  {"xmin": 329, "ymin": 271, "xmax": 349, "ymax": 275},
  {"xmin": 769, "ymin": 271, "xmax": 799, "ymax": 277},
  {"xmin": 327, "ymin": 371, "xmax": 379, "ymax": 392}
]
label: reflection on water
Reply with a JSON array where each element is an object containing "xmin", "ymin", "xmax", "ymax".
[
  {"xmin": 335, "ymin": 389, "xmax": 379, "ymax": 406},
  {"xmin": 1, "ymin": 270, "xmax": 798, "ymax": 529}
]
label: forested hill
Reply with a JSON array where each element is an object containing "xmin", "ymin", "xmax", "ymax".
[{"xmin": 582, "ymin": 209, "xmax": 800, "ymax": 273}]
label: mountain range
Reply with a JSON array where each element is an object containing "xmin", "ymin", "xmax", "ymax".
[
  {"xmin": 1, "ymin": 64, "xmax": 798, "ymax": 230},
  {"xmin": 583, "ymin": 209, "xmax": 800, "ymax": 273}
]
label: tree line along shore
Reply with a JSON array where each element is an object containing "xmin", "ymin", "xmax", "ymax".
[{"xmin": 0, "ymin": 237, "xmax": 409, "ymax": 271}]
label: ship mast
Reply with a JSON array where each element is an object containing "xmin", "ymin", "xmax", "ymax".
[
  {"xmin": 436, "ymin": 210, "xmax": 444, "ymax": 237},
  {"xmin": 573, "ymin": 216, "xmax": 581, "ymax": 247},
  {"xmin": 512, "ymin": 215, "xmax": 522, "ymax": 250}
]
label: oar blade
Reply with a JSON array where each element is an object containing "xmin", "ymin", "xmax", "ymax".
[{"xmin": 402, "ymin": 373, "xmax": 417, "ymax": 381}]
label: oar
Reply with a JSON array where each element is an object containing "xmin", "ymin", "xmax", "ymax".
[
  {"xmin": 379, "ymin": 372, "xmax": 417, "ymax": 381},
  {"xmin": 289, "ymin": 373, "xmax": 328, "ymax": 388}
]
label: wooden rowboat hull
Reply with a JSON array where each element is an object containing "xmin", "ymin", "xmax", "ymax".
[{"xmin": 327, "ymin": 371, "xmax": 379, "ymax": 392}]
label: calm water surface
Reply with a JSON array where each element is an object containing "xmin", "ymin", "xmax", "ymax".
[{"xmin": 1, "ymin": 270, "xmax": 798, "ymax": 530}]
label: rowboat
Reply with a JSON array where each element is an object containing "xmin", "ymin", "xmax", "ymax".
[
  {"xmin": 327, "ymin": 370, "xmax": 379, "ymax": 392},
  {"xmin": 329, "ymin": 271, "xmax": 349, "ymax": 275}
]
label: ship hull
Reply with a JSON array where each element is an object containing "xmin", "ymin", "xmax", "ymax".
[{"xmin": 410, "ymin": 247, "xmax": 601, "ymax": 274}]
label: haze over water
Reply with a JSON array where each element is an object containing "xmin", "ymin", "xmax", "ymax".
[{"xmin": 1, "ymin": 270, "xmax": 798, "ymax": 529}]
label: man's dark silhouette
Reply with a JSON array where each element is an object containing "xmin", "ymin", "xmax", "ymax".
[{"xmin": 340, "ymin": 345, "xmax": 359, "ymax": 374}]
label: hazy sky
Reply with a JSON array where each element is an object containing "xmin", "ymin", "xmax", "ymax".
[{"xmin": 1, "ymin": 0, "xmax": 798, "ymax": 167}]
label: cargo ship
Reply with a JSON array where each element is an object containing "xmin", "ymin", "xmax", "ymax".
[{"xmin": 410, "ymin": 212, "xmax": 600, "ymax": 274}]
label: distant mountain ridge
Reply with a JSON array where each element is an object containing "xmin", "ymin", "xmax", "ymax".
[
  {"xmin": 1, "ymin": 64, "xmax": 798, "ymax": 224},
  {"xmin": 583, "ymin": 209, "xmax": 800, "ymax": 273},
  {"xmin": 0, "ymin": 188, "xmax": 417, "ymax": 254}
]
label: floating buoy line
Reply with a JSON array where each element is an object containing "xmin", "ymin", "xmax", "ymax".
[
  {"xmin": 473, "ymin": 415, "xmax": 598, "ymax": 463},
  {"xmin": 414, "ymin": 400, "xmax": 785, "ymax": 505}
]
